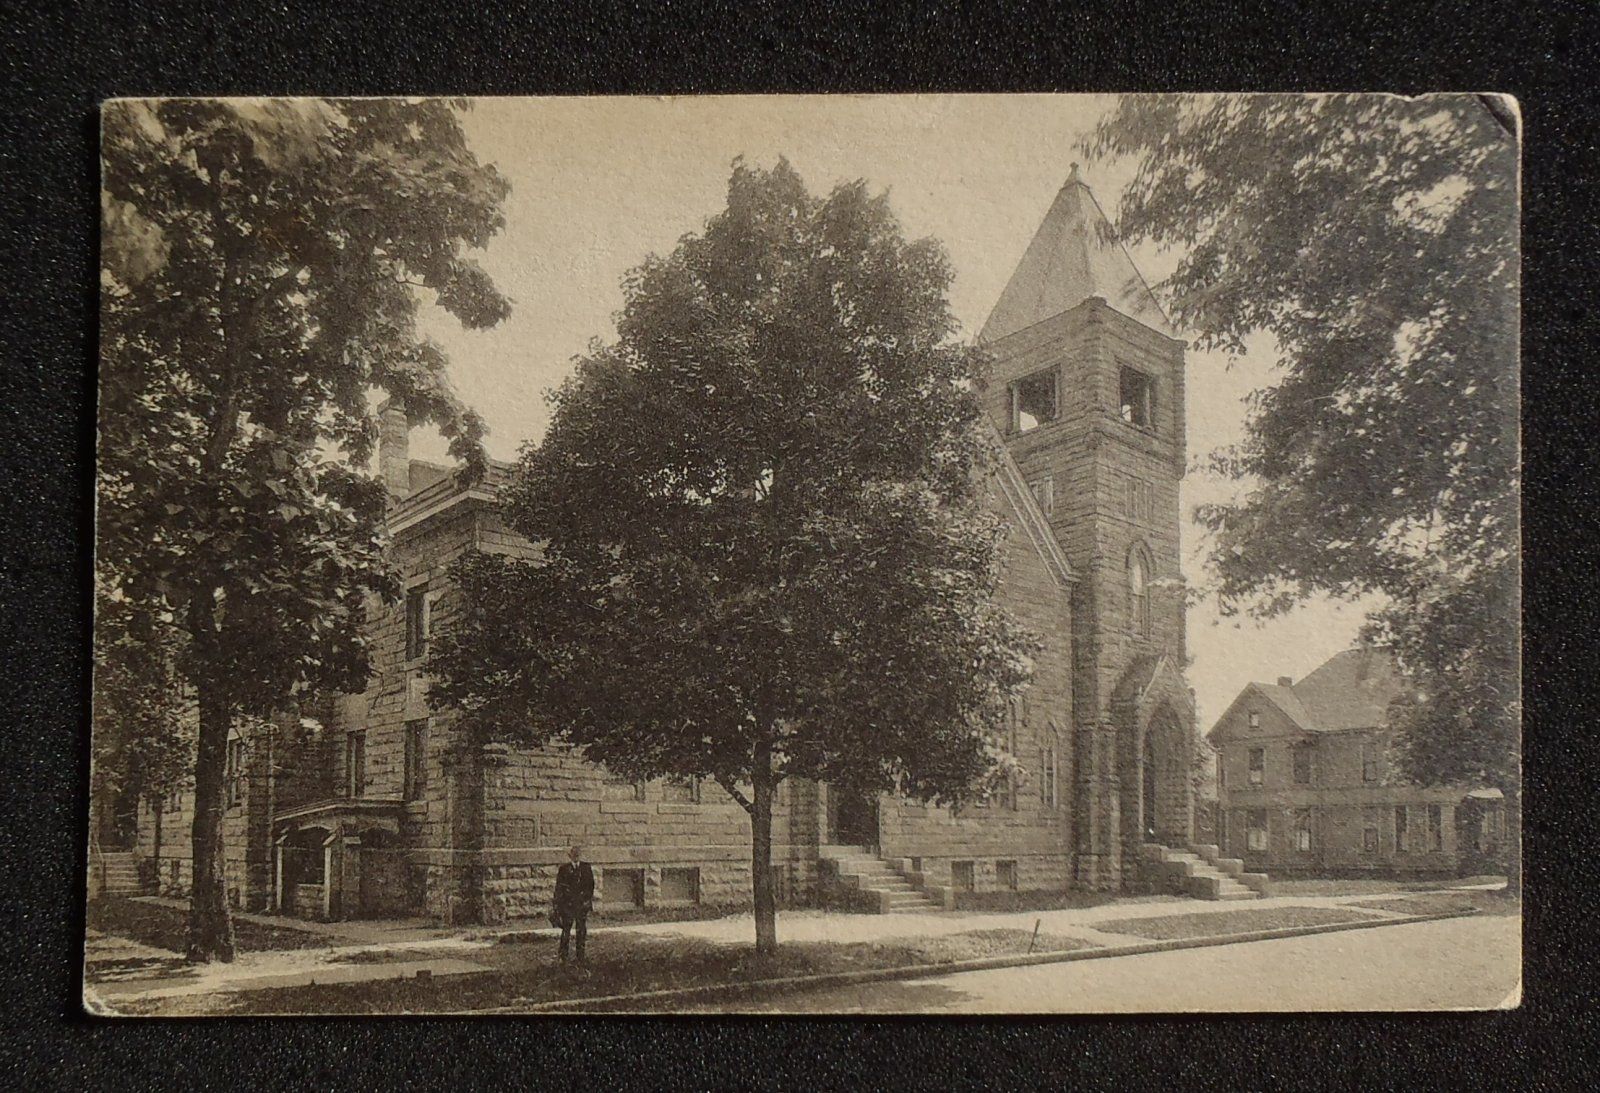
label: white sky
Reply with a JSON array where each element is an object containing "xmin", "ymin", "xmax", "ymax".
[{"xmin": 410, "ymin": 94, "xmax": 1368, "ymax": 730}]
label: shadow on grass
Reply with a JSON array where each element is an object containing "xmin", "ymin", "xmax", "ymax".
[{"xmin": 87, "ymin": 897, "xmax": 332, "ymax": 955}]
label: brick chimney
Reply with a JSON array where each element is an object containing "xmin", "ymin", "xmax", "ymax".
[
  {"xmin": 1277, "ymin": 676, "xmax": 1293, "ymax": 687},
  {"xmin": 377, "ymin": 397, "xmax": 410, "ymax": 500}
]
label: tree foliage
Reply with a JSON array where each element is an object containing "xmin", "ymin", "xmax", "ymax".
[
  {"xmin": 432, "ymin": 159, "xmax": 1037, "ymax": 951},
  {"xmin": 1084, "ymin": 94, "xmax": 1519, "ymax": 793},
  {"xmin": 98, "ymin": 98, "xmax": 511, "ymax": 958},
  {"xmin": 91, "ymin": 594, "xmax": 195, "ymax": 826}
]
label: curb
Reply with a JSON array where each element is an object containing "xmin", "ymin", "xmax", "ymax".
[{"xmin": 475, "ymin": 908, "xmax": 1480, "ymax": 1014}]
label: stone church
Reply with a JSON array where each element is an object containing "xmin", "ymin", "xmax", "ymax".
[{"xmin": 125, "ymin": 169, "xmax": 1201, "ymax": 922}]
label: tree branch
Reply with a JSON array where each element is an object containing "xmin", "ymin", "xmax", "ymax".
[{"xmin": 715, "ymin": 772, "xmax": 753, "ymax": 814}]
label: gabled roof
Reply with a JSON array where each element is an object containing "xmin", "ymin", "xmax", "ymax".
[
  {"xmin": 980, "ymin": 166, "xmax": 1175, "ymax": 343},
  {"xmin": 983, "ymin": 421, "xmax": 1076, "ymax": 589},
  {"xmin": 1290, "ymin": 648, "xmax": 1408, "ymax": 732},
  {"xmin": 1209, "ymin": 648, "xmax": 1410, "ymax": 739}
]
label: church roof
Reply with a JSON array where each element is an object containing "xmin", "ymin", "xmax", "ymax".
[
  {"xmin": 979, "ymin": 166, "xmax": 1175, "ymax": 342},
  {"xmin": 983, "ymin": 420, "xmax": 1076, "ymax": 588}
]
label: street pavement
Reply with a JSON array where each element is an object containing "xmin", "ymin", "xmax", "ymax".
[{"xmin": 674, "ymin": 914, "xmax": 1522, "ymax": 1014}]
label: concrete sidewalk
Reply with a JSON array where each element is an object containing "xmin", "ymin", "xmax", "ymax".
[
  {"xmin": 515, "ymin": 880, "xmax": 1502, "ymax": 949},
  {"xmin": 86, "ymin": 881, "xmax": 1501, "ymax": 1011}
]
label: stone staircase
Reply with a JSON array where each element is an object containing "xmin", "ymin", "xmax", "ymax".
[
  {"xmin": 92, "ymin": 851, "xmax": 147, "ymax": 898},
  {"xmin": 1142, "ymin": 843, "xmax": 1271, "ymax": 901},
  {"xmin": 817, "ymin": 845, "xmax": 942, "ymax": 914}
]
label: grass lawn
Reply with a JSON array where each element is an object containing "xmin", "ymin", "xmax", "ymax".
[
  {"xmin": 953, "ymin": 890, "xmax": 1123, "ymax": 914},
  {"xmin": 86, "ymin": 897, "xmax": 332, "ymax": 955},
  {"xmin": 1268, "ymin": 878, "xmax": 1479, "ymax": 898},
  {"xmin": 117, "ymin": 927, "xmax": 1098, "ymax": 1016},
  {"xmin": 1092, "ymin": 905, "xmax": 1379, "ymax": 942},
  {"xmin": 1351, "ymin": 890, "xmax": 1518, "ymax": 918}
]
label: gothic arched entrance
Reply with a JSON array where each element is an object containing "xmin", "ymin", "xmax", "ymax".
[
  {"xmin": 1142, "ymin": 703, "xmax": 1184, "ymax": 846},
  {"xmin": 1142, "ymin": 728, "xmax": 1159, "ymax": 842}
]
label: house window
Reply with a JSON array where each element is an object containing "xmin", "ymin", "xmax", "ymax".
[
  {"xmin": 1011, "ymin": 369, "xmax": 1059, "ymax": 432},
  {"xmin": 602, "ymin": 867, "xmax": 645, "ymax": 908},
  {"xmin": 1363, "ymin": 825, "xmax": 1379, "ymax": 854},
  {"xmin": 1428, "ymin": 804, "xmax": 1444, "ymax": 852},
  {"xmin": 1293, "ymin": 809, "xmax": 1314, "ymax": 852},
  {"xmin": 346, "ymin": 731, "xmax": 366, "ymax": 798},
  {"xmin": 1247, "ymin": 747, "xmax": 1265, "ymax": 786},
  {"xmin": 1217, "ymin": 755, "xmax": 1226, "ymax": 791},
  {"xmin": 1119, "ymin": 366, "xmax": 1154, "ymax": 428},
  {"xmin": 1362, "ymin": 741, "xmax": 1380, "ymax": 782},
  {"xmin": 996, "ymin": 860, "xmax": 1018, "ymax": 891},
  {"xmin": 1128, "ymin": 549, "xmax": 1151, "ymax": 636},
  {"xmin": 403, "ymin": 719, "xmax": 428, "ymax": 801},
  {"xmin": 224, "ymin": 738, "xmax": 246, "ymax": 808},
  {"xmin": 1041, "ymin": 738, "xmax": 1059, "ymax": 810},
  {"xmin": 662, "ymin": 776, "xmax": 701, "ymax": 804},
  {"xmin": 951, "ymin": 860, "xmax": 976, "ymax": 893},
  {"xmin": 660, "ymin": 867, "xmax": 701, "ymax": 904},
  {"xmin": 1246, "ymin": 809, "xmax": 1268, "ymax": 852},
  {"xmin": 1248, "ymin": 711, "xmax": 1261, "ymax": 730},
  {"xmin": 1292, "ymin": 745, "xmax": 1313, "ymax": 786},
  {"xmin": 1395, "ymin": 806, "xmax": 1410, "ymax": 852},
  {"xmin": 1028, "ymin": 476, "xmax": 1054, "ymax": 517},
  {"xmin": 404, "ymin": 585, "xmax": 431, "ymax": 660}
]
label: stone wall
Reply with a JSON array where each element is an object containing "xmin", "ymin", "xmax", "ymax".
[{"xmin": 877, "ymin": 458, "xmax": 1076, "ymax": 892}]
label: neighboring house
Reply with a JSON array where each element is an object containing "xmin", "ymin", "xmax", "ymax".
[
  {"xmin": 1209, "ymin": 649, "xmax": 1507, "ymax": 877},
  {"xmin": 129, "ymin": 168, "xmax": 1203, "ymax": 922}
]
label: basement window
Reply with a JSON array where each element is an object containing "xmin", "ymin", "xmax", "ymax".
[
  {"xmin": 660, "ymin": 867, "xmax": 701, "ymax": 904},
  {"xmin": 602, "ymin": 867, "xmax": 646, "ymax": 908},
  {"xmin": 1010, "ymin": 369, "xmax": 1059, "ymax": 432},
  {"xmin": 951, "ymin": 860, "xmax": 976, "ymax": 893},
  {"xmin": 1119, "ymin": 367, "xmax": 1154, "ymax": 429}
]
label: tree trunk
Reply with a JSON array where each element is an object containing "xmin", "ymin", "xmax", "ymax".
[
  {"xmin": 152, "ymin": 801, "xmax": 163, "ymax": 893},
  {"xmin": 188, "ymin": 682, "xmax": 236, "ymax": 963},
  {"xmin": 1502, "ymin": 786, "xmax": 1521, "ymax": 897},
  {"xmin": 751, "ymin": 740, "xmax": 778, "ymax": 954}
]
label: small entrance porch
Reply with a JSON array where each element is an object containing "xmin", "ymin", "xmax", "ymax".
[{"xmin": 272, "ymin": 798, "xmax": 406, "ymax": 921}]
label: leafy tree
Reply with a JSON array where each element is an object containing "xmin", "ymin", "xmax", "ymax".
[
  {"xmin": 91, "ymin": 593, "xmax": 195, "ymax": 871},
  {"xmin": 432, "ymin": 159, "xmax": 1036, "ymax": 953},
  {"xmin": 1084, "ymin": 94, "xmax": 1519, "ymax": 870},
  {"xmin": 98, "ymin": 98, "xmax": 510, "ymax": 960}
]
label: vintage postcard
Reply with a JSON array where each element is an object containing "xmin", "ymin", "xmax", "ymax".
[{"xmin": 87, "ymin": 94, "xmax": 1520, "ymax": 1016}]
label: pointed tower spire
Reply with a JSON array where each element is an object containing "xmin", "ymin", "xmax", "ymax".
[{"xmin": 980, "ymin": 169, "xmax": 1173, "ymax": 342}]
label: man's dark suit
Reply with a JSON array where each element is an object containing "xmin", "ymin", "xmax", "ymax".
[{"xmin": 553, "ymin": 859, "xmax": 595, "ymax": 961}]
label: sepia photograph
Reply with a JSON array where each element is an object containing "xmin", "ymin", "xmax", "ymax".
[{"xmin": 85, "ymin": 93, "xmax": 1520, "ymax": 1016}]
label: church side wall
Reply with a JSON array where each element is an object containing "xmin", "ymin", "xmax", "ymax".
[{"xmin": 876, "ymin": 478, "xmax": 1076, "ymax": 895}]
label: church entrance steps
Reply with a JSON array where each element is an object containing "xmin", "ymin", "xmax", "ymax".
[
  {"xmin": 818, "ymin": 845, "xmax": 941, "ymax": 914},
  {"xmin": 91, "ymin": 852, "xmax": 148, "ymax": 898},
  {"xmin": 1141, "ymin": 843, "xmax": 1268, "ymax": 901}
]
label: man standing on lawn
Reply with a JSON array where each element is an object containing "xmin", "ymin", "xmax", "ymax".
[{"xmin": 553, "ymin": 845, "xmax": 595, "ymax": 964}]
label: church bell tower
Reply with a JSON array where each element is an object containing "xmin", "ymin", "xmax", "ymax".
[{"xmin": 978, "ymin": 166, "xmax": 1197, "ymax": 889}]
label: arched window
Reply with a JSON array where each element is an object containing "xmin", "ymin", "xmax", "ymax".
[{"xmin": 1128, "ymin": 546, "xmax": 1152, "ymax": 637}]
